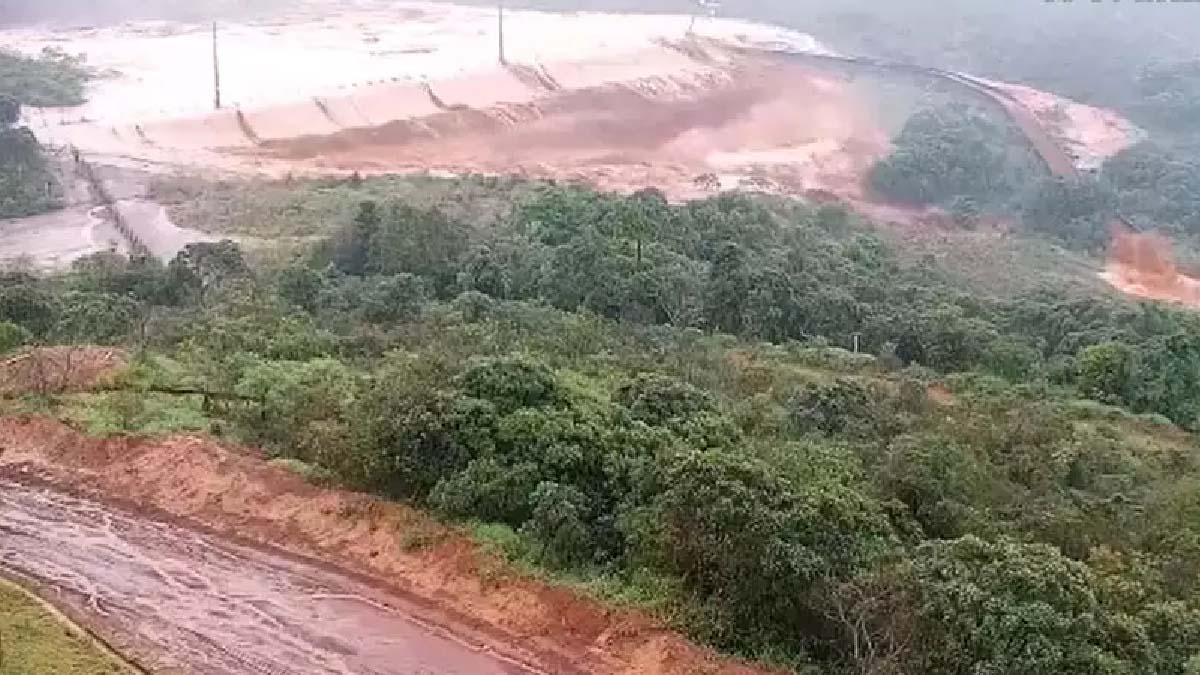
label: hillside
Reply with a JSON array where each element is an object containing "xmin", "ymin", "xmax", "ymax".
[
  {"xmin": 5, "ymin": 1, "xmax": 1200, "ymax": 673},
  {"xmin": 6, "ymin": 177, "xmax": 1200, "ymax": 673}
]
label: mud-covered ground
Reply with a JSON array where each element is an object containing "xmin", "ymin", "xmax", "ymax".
[{"xmin": 1, "ymin": 479, "xmax": 541, "ymax": 674}]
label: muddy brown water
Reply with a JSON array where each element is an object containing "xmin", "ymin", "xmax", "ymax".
[{"xmin": 0, "ymin": 480, "xmax": 535, "ymax": 675}]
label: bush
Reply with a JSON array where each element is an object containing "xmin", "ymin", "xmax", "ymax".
[
  {"xmin": 647, "ymin": 449, "xmax": 895, "ymax": 651},
  {"xmin": 0, "ymin": 320, "xmax": 29, "ymax": 354},
  {"xmin": 520, "ymin": 481, "xmax": 596, "ymax": 568},
  {"xmin": 0, "ymin": 48, "xmax": 90, "ymax": 106},
  {"xmin": 898, "ymin": 536, "xmax": 1182, "ymax": 675},
  {"xmin": 457, "ymin": 357, "xmax": 560, "ymax": 414},
  {"xmin": 786, "ymin": 378, "xmax": 882, "ymax": 437},
  {"xmin": 616, "ymin": 372, "xmax": 716, "ymax": 426},
  {"xmin": 0, "ymin": 127, "xmax": 59, "ymax": 218}
]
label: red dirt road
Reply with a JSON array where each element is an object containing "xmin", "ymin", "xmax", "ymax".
[
  {"xmin": 0, "ymin": 417, "xmax": 774, "ymax": 675},
  {"xmin": 0, "ymin": 478, "xmax": 540, "ymax": 675}
]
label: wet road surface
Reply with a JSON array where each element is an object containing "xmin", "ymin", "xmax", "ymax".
[
  {"xmin": 0, "ymin": 480, "xmax": 534, "ymax": 675},
  {"xmin": 0, "ymin": 205, "xmax": 126, "ymax": 271}
]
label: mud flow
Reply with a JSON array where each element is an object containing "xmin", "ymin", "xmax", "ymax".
[
  {"xmin": 1103, "ymin": 224, "xmax": 1200, "ymax": 308},
  {"xmin": 0, "ymin": 480, "xmax": 534, "ymax": 675}
]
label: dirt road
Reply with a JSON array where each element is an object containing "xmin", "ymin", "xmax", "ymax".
[
  {"xmin": 0, "ymin": 416, "xmax": 765, "ymax": 675},
  {"xmin": 0, "ymin": 479, "xmax": 539, "ymax": 675}
]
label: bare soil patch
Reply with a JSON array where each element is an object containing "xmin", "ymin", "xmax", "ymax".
[{"xmin": 0, "ymin": 347, "xmax": 127, "ymax": 397}]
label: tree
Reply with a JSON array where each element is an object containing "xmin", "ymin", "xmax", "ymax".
[
  {"xmin": 1078, "ymin": 341, "xmax": 1135, "ymax": 404},
  {"xmin": 367, "ymin": 203, "xmax": 469, "ymax": 293},
  {"xmin": 788, "ymin": 378, "xmax": 880, "ymax": 437},
  {"xmin": 233, "ymin": 357, "xmax": 360, "ymax": 455},
  {"xmin": 0, "ymin": 127, "xmax": 59, "ymax": 218},
  {"xmin": 0, "ymin": 275, "xmax": 58, "ymax": 337},
  {"xmin": 357, "ymin": 274, "xmax": 429, "ymax": 324},
  {"xmin": 879, "ymin": 435, "xmax": 990, "ymax": 539},
  {"xmin": 985, "ymin": 336, "xmax": 1043, "ymax": 381},
  {"xmin": 277, "ymin": 261, "xmax": 324, "ymax": 313},
  {"xmin": 1102, "ymin": 142, "xmax": 1200, "ymax": 236},
  {"xmin": 430, "ymin": 453, "xmax": 542, "ymax": 520},
  {"xmin": 1020, "ymin": 176, "xmax": 1117, "ymax": 248},
  {"xmin": 458, "ymin": 243, "xmax": 512, "ymax": 299},
  {"xmin": 352, "ymin": 361, "xmax": 469, "ymax": 499},
  {"xmin": 616, "ymin": 372, "xmax": 716, "ymax": 427},
  {"xmin": 1129, "ymin": 333, "xmax": 1200, "ymax": 429},
  {"xmin": 867, "ymin": 104, "xmax": 1029, "ymax": 208},
  {"xmin": 53, "ymin": 291, "xmax": 140, "ymax": 344},
  {"xmin": 0, "ymin": 94, "xmax": 17, "ymax": 127},
  {"xmin": 331, "ymin": 200, "xmax": 380, "ymax": 276},
  {"xmin": 1136, "ymin": 59, "xmax": 1200, "ymax": 133},
  {"xmin": 167, "ymin": 240, "xmax": 248, "ymax": 307},
  {"xmin": 520, "ymin": 481, "xmax": 595, "ymax": 568},
  {"xmin": 706, "ymin": 241, "xmax": 749, "ymax": 333},
  {"xmin": 621, "ymin": 187, "xmax": 670, "ymax": 266}
]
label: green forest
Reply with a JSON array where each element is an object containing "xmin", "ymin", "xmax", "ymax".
[{"xmin": 7, "ymin": 177, "xmax": 1200, "ymax": 672}]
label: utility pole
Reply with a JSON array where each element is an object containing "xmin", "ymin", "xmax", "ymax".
[
  {"xmin": 497, "ymin": 0, "xmax": 506, "ymax": 65},
  {"xmin": 212, "ymin": 21, "xmax": 222, "ymax": 109}
]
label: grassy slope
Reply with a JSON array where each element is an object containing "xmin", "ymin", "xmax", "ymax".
[
  {"xmin": 0, "ymin": 580, "xmax": 127, "ymax": 675},
  {"xmin": 876, "ymin": 222, "xmax": 1113, "ymax": 301},
  {"xmin": 151, "ymin": 173, "xmax": 541, "ymax": 239}
]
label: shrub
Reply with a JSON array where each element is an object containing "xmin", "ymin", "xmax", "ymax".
[
  {"xmin": 786, "ymin": 378, "xmax": 882, "ymax": 437},
  {"xmin": 457, "ymin": 357, "xmax": 560, "ymax": 414},
  {"xmin": 0, "ymin": 320, "xmax": 29, "ymax": 354},
  {"xmin": 647, "ymin": 449, "xmax": 895, "ymax": 651}
]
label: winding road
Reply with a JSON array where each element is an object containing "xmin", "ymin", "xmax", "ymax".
[{"xmin": 0, "ymin": 480, "xmax": 537, "ymax": 675}]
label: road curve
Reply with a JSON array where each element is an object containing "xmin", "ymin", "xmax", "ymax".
[{"xmin": 0, "ymin": 480, "xmax": 537, "ymax": 675}]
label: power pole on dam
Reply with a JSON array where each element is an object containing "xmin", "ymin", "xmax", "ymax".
[
  {"xmin": 212, "ymin": 21, "xmax": 222, "ymax": 110},
  {"xmin": 498, "ymin": 0, "xmax": 507, "ymax": 65}
]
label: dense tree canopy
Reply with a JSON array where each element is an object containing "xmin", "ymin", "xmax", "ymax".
[{"xmin": 868, "ymin": 104, "xmax": 1034, "ymax": 210}]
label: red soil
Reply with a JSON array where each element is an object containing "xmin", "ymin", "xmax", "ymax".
[
  {"xmin": 0, "ymin": 347, "xmax": 126, "ymax": 397},
  {"xmin": 0, "ymin": 416, "xmax": 778, "ymax": 675}
]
